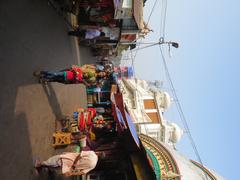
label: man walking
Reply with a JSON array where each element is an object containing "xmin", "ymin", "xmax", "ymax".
[
  {"xmin": 34, "ymin": 65, "xmax": 89, "ymax": 85},
  {"xmin": 68, "ymin": 28, "xmax": 105, "ymax": 39}
]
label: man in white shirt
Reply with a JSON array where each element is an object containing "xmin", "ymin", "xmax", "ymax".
[{"xmin": 68, "ymin": 28, "xmax": 105, "ymax": 39}]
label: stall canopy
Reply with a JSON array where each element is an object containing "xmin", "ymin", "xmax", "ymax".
[
  {"xmin": 125, "ymin": 109, "xmax": 140, "ymax": 147},
  {"xmin": 111, "ymin": 92, "xmax": 157, "ymax": 179},
  {"xmin": 112, "ymin": 93, "xmax": 140, "ymax": 149}
]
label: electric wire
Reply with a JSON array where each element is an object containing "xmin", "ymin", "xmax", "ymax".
[
  {"xmin": 158, "ymin": 1, "xmax": 209, "ymax": 178},
  {"xmin": 129, "ymin": 0, "xmax": 159, "ymax": 71},
  {"xmin": 157, "ymin": 0, "xmax": 207, "ymax": 174},
  {"xmin": 159, "ymin": 0, "xmax": 167, "ymax": 38},
  {"xmin": 128, "ymin": 0, "xmax": 164, "ymax": 141},
  {"xmin": 146, "ymin": 0, "xmax": 159, "ymax": 26},
  {"xmin": 121, "ymin": 0, "xmax": 209, "ymax": 179},
  {"xmin": 162, "ymin": 0, "xmax": 168, "ymax": 38},
  {"xmin": 159, "ymin": 45, "xmax": 209, "ymax": 180}
]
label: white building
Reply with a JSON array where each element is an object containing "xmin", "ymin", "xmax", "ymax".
[
  {"xmin": 119, "ymin": 78, "xmax": 183, "ymax": 147},
  {"xmin": 118, "ymin": 77, "xmax": 224, "ymax": 179}
]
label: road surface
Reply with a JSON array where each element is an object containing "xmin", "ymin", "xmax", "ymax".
[{"xmin": 0, "ymin": 1, "xmax": 95, "ymax": 179}]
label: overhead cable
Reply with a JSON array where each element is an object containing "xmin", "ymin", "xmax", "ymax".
[
  {"xmin": 159, "ymin": 45, "xmax": 209, "ymax": 180},
  {"xmin": 159, "ymin": 0, "xmax": 168, "ymax": 38}
]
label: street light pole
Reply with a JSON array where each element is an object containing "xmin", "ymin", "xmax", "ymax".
[{"xmin": 121, "ymin": 37, "xmax": 179, "ymax": 51}]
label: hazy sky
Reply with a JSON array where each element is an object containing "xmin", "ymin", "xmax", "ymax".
[{"xmin": 124, "ymin": 0, "xmax": 240, "ymax": 179}]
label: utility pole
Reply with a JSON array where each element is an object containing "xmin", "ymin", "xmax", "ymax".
[{"xmin": 122, "ymin": 37, "xmax": 179, "ymax": 51}]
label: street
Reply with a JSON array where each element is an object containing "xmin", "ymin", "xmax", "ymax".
[{"xmin": 0, "ymin": 1, "xmax": 95, "ymax": 179}]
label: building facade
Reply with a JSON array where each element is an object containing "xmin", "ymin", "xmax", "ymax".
[
  {"xmin": 119, "ymin": 78, "xmax": 183, "ymax": 147},
  {"xmin": 140, "ymin": 134, "xmax": 224, "ymax": 180},
  {"xmin": 119, "ymin": 77, "xmax": 224, "ymax": 179}
]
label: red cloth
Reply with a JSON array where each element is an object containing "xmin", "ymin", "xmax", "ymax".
[
  {"xmin": 78, "ymin": 108, "xmax": 97, "ymax": 131},
  {"xmin": 71, "ymin": 67, "xmax": 83, "ymax": 82},
  {"xmin": 87, "ymin": 108, "xmax": 97, "ymax": 126},
  {"xmin": 101, "ymin": 13, "xmax": 112, "ymax": 23},
  {"xmin": 87, "ymin": 108, "xmax": 97, "ymax": 118},
  {"xmin": 66, "ymin": 71, "xmax": 74, "ymax": 81},
  {"xmin": 87, "ymin": 113, "xmax": 92, "ymax": 126},
  {"xmin": 65, "ymin": 67, "xmax": 83, "ymax": 83},
  {"xmin": 79, "ymin": 112, "xmax": 86, "ymax": 131}
]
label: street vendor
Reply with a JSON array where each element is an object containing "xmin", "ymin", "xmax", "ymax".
[
  {"xmin": 34, "ymin": 151, "xmax": 98, "ymax": 176},
  {"xmin": 34, "ymin": 65, "xmax": 91, "ymax": 85},
  {"xmin": 35, "ymin": 64, "xmax": 109, "ymax": 86}
]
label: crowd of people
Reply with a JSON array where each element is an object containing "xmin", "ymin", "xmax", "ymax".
[
  {"xmin": 33, "ymin": 0, "xmax": 120, "ymax": 177},
  {"xmin": 33, "ymin": 63, "xmax": 118, "ymax": 177}
]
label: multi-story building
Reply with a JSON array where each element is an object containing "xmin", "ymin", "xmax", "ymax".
[
  {"xmin": 118, "ymin": 77, "xmax": 224, "ymax": 179},
  {"xmin": 119, "ymin": 77, "xmax": 183, "ymax": 147}
]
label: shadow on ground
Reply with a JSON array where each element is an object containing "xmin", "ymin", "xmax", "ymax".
[{"xmin": 0, "ymin": 0, "xmax": 87, "ymax": 179}]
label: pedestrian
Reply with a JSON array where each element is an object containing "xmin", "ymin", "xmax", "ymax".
[
  {"xmin": 34, "ymin": 151, "xmax": 98, "ymax": 176},
  {"xmin": 68, "ymin": 28, "xmax": 105, "ymax": 39},
  {"xmin": 34, "ymin": 65, "xmax": 90, "ymax": 86}
]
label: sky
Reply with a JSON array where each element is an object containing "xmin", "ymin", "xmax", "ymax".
[{"xmin": 123, "ymin": 0, "xmax": 240, "ymax": 179}]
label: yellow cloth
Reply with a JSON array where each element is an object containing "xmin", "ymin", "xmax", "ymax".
[{"xmin": 82, "ymin": 65, "xmax": 96, "ymax": 78}]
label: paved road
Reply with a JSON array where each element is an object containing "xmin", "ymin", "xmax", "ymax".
[{"xmin": 0, "ymin": 1, "xmax": 94, "ymax": 179}]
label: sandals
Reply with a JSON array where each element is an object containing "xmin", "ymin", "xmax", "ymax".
[
  {"xmin": 33, "ymin": 157, "xmax": 41, "ymax": 176},
  {"xmin": 34, "ymin": 159, "xmax": 42, "ymax": 168}
]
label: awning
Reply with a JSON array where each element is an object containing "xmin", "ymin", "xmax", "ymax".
[
  {"xmin": 112, "ymin": 103, "xmax": 127, "ymax": 133},
  {"xmin": 111, "ymin": 92, "xmax": 157, "ymax": 179},
  {"xmin": 124, "ymin": 109, "xmax": 140, "ymax": 147},
  {"xmin": 113, "ymin": 93, "xmax": 140, "ymax": 148}
]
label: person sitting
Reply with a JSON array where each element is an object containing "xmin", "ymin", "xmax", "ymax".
[{"xmin": 34, "ymin": 151, "xmax": 98, "ymax": 176}]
